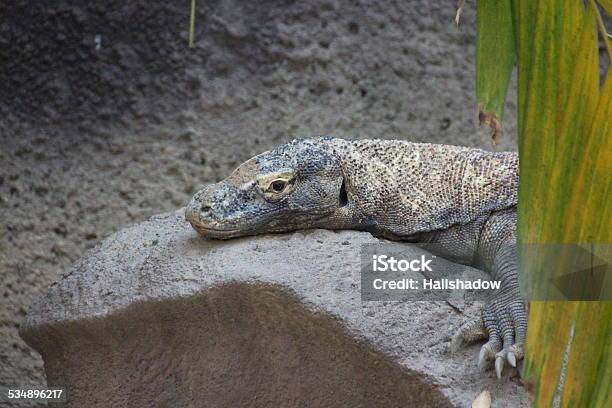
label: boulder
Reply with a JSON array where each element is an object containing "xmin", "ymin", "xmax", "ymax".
[{"xmin": 21, "ymin": 210, "xmax": 529, "ymax": 407}]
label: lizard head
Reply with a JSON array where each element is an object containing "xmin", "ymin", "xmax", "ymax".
[{"xmin": 185, "ymin": 137, "xmax": 350, "ymax": 239}]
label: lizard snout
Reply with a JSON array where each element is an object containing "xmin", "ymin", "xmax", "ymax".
[
  {"xmin": 184, "ymin": 184, "xmax": 249, "ymax": 238},
  {"xmin": 185, "ymin": 187, "xmax": 217, "ymax": 229}
]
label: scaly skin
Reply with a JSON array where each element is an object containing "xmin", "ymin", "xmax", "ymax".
[{"xmin": 185, "ymin": 137, "xmax": 527, "ymax": 378}]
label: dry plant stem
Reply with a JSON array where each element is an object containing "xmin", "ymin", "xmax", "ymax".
[{"xmin": 189, "ymin": 0, "xmax": 196, "ymax": 48}]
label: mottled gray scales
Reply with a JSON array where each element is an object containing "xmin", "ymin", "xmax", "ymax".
[{"xmin": 185, "ymin": 137, "xmax": 527, "ymax": 378}]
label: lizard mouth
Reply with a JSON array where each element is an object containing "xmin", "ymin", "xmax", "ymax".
[
  {"xmin": 188, "ymin": 213, "xmax": 334, "ymax": 239},
  {"xmin": 189, "ymin": 222, "xmax": 244, "ymax": 239},
  {"xmin": 185, "ymin": 203, "xmax": 245, "ymax": 238}
]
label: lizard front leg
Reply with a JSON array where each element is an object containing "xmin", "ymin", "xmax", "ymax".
[
  {"xmin": 451, "ymin": 210, "xmax": 528, "ymax": 378},
  {"xmin": 478, "ymin": 243, "xmax": 527, "ymax": 377}
]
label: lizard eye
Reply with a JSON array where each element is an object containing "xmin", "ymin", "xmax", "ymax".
[
  {"xmin": 256, "ymin": 170, "xmax": 295, "ymax": 201},
  {"xmin": 270, "ymin": 180, "xmax": 287, "ymax": 192}
]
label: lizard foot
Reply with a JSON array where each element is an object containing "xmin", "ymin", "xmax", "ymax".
[
  {"xmin": 479, "ymin": 294, "xmax": 527, "ymax": 378},
  {"xmin": 451, "ymin": 295, "xmax": 526, "ymax": 378}
]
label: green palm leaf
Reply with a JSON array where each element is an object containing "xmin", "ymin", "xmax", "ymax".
[{"xmin": 475, "ymin": 0, "xmax": 611, "ymax": 406}]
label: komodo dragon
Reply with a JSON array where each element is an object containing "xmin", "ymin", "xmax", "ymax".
[{"xmin": 185, "ymin": 137, "xmax": 527, "ymax": 378}]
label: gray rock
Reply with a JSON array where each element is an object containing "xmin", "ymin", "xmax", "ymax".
[{"xmin": 21, "ymin": 210, "xmax": 530, "ymax": 407}]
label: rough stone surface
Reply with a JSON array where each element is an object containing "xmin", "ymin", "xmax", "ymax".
[
  {"xmin": 1, "ymin": 0, "xmax": 519, "ymax": 403},
  {"xmin": 20, "ymin": 210, "xmax": 530, "ymax": 407}
]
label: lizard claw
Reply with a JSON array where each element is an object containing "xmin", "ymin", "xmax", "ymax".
[
  {"xmin": 494, "ymin": 349, "xmax": 510, "ymax": 378},
  {"xmin": 450, "ymin": 334, "xmax": 463, "ymax": 353},
  {"xmin": 495, "ymin": 355, "xmax": 504, "ymax": 379},
  {"xmin": 507, "ymin": 351, "xmax": 516, "ymax": 367},
  {"xmin": 478, "ymin": 342, "xmax": 498, "ymax": 371},
  {"xmin": 478, "ymin": 347, "xmax": 489, "ymax": 371},
  {"xmin": 507, "ymin": 343, "xmax": 523, "ymax": 367}
]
